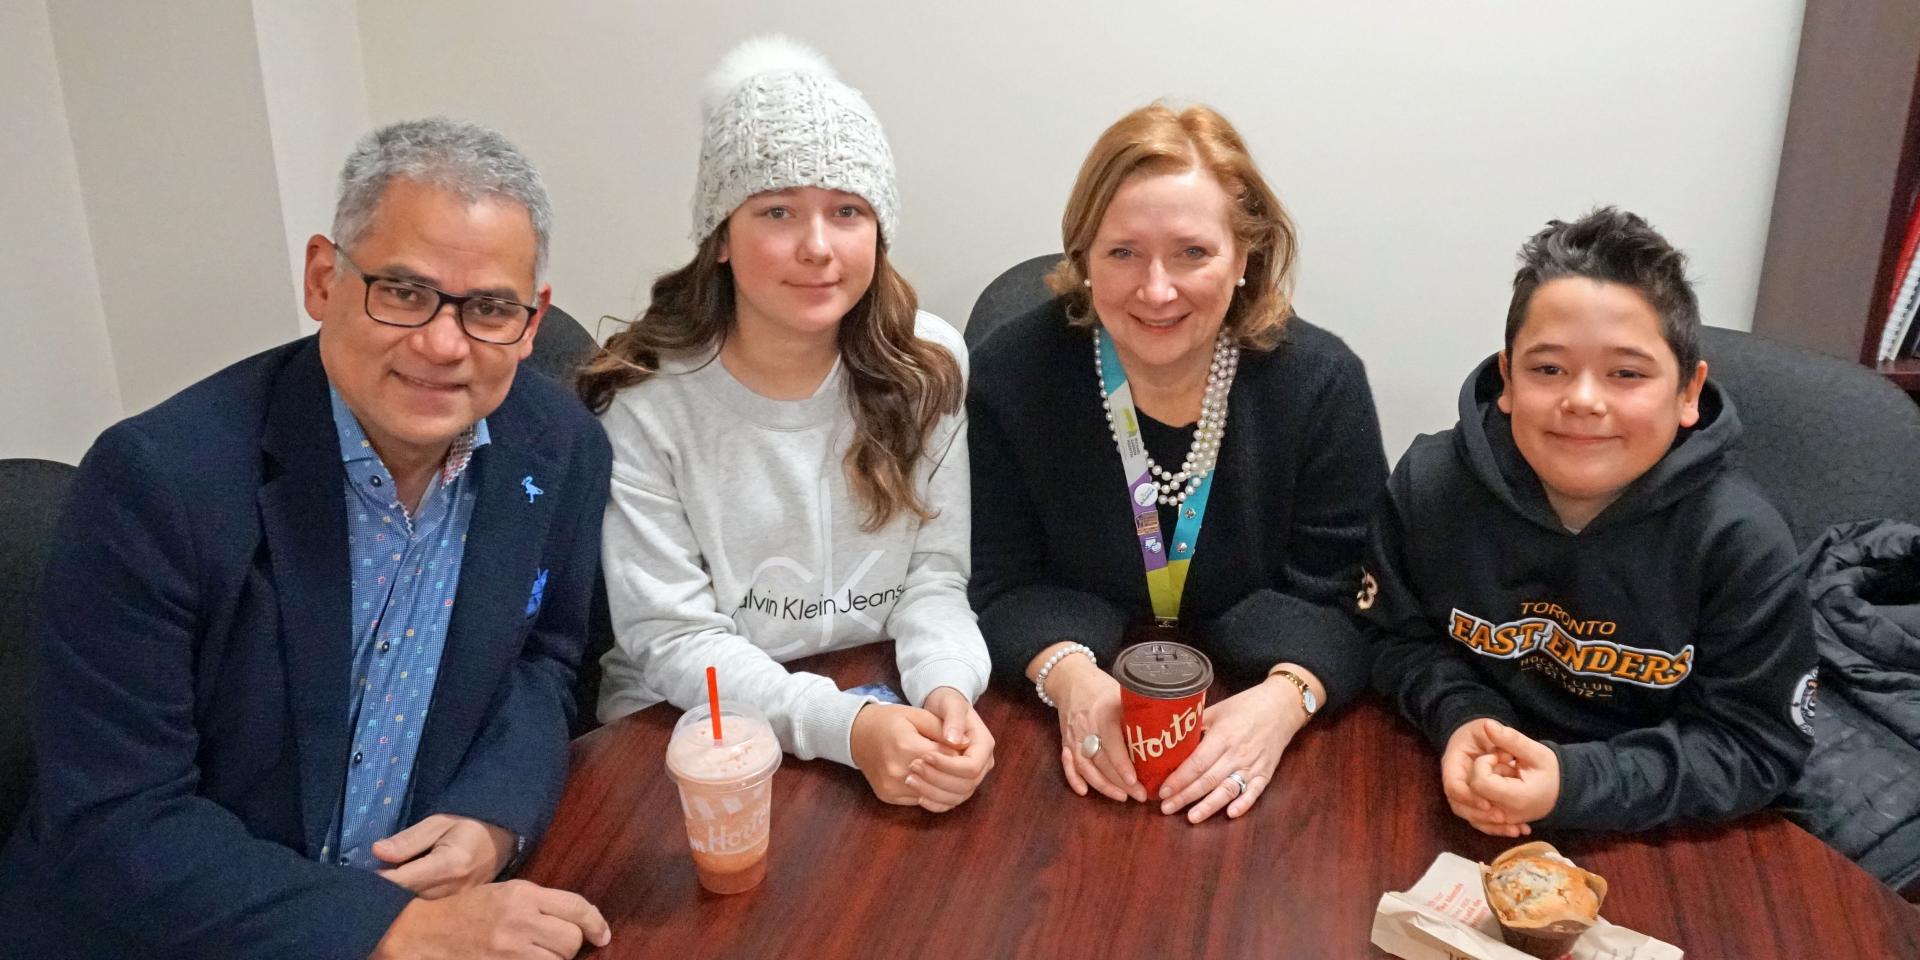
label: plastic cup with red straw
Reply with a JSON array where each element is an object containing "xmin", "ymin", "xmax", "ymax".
[{"xmin": 666, "ymin": 664, "xmax": 782, "ymax": 893}]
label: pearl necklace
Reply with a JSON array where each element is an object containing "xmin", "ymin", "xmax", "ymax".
[{"xmin": 1096, "ymin": 331, "xmax": 1240, "ymax": 507}]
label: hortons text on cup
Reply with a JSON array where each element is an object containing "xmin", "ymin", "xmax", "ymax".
[{"xmin": 1113, "ymin": 636, "xmax": 1213, "ymax": 799}]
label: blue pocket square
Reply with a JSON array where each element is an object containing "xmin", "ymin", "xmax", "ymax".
[{"xmin": 524, "ymin": 568, "xmax": 549, "ymax": 619}]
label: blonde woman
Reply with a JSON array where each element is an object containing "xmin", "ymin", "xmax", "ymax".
[{"xmin": 969, "ymin": 103, "xmax": 1386, "ymax": 823}]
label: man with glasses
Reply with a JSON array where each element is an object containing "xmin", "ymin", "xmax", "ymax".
[{"xmin": 1, "ymin": 119, "xmax": 614, "ymax": 959}]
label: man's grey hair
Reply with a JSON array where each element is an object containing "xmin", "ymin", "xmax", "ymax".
[{"xmin": 332, "ymin": 117, "xmax": 553, "ymax": 283}]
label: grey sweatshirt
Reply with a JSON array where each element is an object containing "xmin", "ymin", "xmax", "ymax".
[{"xmin": 596, "ymin": 312, "xmax": 989, "ymax": 767}]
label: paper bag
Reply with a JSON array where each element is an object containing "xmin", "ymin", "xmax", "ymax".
[{"xmin": 1370, "ymin": 852, "xmax": 1683, "ymax": 960}]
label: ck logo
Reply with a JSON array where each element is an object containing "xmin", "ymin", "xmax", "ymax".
[{"xmin": 521, "ymin": 475, "xmax": 543, "ymax": 503}]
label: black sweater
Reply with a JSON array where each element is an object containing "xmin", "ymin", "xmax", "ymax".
[
  {"xmin": 1365, "ymin": 356, "xmax": 1817, "ymax": 831},
  {"xmin": 967, "ymin": 300, "xmax": 1388, "ymax": 704}
]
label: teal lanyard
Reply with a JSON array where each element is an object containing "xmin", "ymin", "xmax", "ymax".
[{"xmin": 1096, "ymin": 329, "xmax": 1216, "ymax": 624}]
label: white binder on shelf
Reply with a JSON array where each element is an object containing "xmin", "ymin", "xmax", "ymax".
[{"xmin": 1878, "ymin": 253, "xmax": 1920, "ymax": 363}]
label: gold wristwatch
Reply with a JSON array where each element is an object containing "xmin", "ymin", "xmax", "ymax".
[{"xmin": 1267, "ymin": 667, "xmax": 1319, "ymax": 722}]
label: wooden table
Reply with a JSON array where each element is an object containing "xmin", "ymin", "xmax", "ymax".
[{"xmin": 525, "ymin": 644, "xmax": 1920, "ymax": 958}]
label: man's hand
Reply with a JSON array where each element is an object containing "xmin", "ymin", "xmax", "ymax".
[
  {"xmin": 374, "ymin": 814, "xmax": 516, "ymax": 899},
  {"xmin": 371, "ymin": 879, "xmax": 610, "ymax": 960}
]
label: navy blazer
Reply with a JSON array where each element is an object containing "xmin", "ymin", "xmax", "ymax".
[{"xmin": 0, "ymin": 338, "xmax": 611, "ymax": 958}]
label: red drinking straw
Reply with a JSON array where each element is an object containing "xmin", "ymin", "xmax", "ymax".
[{"xmin": 706, "ymin": 665, "xmax": 723, "ymax": 741}]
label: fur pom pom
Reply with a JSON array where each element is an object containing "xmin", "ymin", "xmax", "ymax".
[{"xmin": 702, "ymin": 35, "xmax": 835, "ymax": 117}]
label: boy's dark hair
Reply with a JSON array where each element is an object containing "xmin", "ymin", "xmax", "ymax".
[{"xmin": 1505, "ymin": 207, "xmax": 1702, "ymax": 382}]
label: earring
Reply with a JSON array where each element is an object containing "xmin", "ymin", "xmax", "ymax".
[
  {"xmin": 1083, "ymin": 278, "xmax": 1092, "ymax": 288},
  {"xmin": 1236, "ymin": 277, "xmax": 1247, "ymax": 288}
]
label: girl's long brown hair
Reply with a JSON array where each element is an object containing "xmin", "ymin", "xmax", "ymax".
[{"xmin": 577, "ymin": 227, "xmax": 962, "ymax": 531}]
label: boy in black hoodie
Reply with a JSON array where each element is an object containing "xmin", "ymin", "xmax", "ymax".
[{"xmin": 1365, "ymin": 208, "xmax": 1817, "ymax": 836}]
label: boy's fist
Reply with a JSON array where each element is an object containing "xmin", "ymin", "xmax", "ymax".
[
  {"xmin": 1441, "ymin": 718, "xmax": 1558, "ymax": 837},
  {"xmin": 1468, "ymin": 720, "xmax": 1560, "ymax": 820}
]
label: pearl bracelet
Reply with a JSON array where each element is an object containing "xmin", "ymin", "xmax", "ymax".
[{"xmin": 1032, "ymin": 643, "xmax": 1097, "ymax": 708}]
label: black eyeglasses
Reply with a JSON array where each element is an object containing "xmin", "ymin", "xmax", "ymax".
[{"xmin": 333, "ymin": 243, "xmax": 537, "ymax": 345}]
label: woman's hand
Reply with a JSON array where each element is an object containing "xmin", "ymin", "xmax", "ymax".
[
  {"xmin": 909, "ymin": 687, "xmax": 997, "ymax": 812},
  {"xmin": 1157, "ymin": 673, "xmax": 1310, "ymax": 823},
  {"xmin": 849, "ymin": 702, "xmax": 948, "ymax": 805},
  {"xmin": 1044, "ymin": 654, "xmax": 1146, "ymax": 803}
]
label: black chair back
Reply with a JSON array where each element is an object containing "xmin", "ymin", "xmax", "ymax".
[
  {"xmin": 965, "ymin": 253, "xmax": 1061, "ymax": 350},
  {"xmin": 0, "ymin": 458, "xmax": 76, "ymax": 839},
  {"xmin": 570, "ymin": 577, "xmax": 616, "ymax": 739},
  {"xmin": 1703, "ymin": 326, "xmax": 1920, "ymax": 547},
  {"xmin": 526, "ymin": 304, "xmax": 601, "ymax": 386}
]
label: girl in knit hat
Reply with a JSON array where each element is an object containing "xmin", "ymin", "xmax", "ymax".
[{"xmin": 578, "ymin": 37, "xmax": 994, "ymax": 813}]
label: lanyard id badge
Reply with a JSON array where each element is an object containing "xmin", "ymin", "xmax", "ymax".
[{"xmin": 1096, "ymin": 329, "xmax": 1216, "ymax": 624}]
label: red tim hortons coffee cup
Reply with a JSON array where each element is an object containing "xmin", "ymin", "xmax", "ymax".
[{"xmin": 1112, "ymin": 636, "xmax": 1213, "ymax": 798}]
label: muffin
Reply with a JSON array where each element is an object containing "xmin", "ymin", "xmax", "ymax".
[{"xmin": 1480, "ymin": 842, "xmax": 1609, "ymax": 958}]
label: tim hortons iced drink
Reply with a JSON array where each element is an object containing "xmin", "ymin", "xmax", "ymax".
[
  {"xmin": 665, "ymin": 703, "xmax": 782, "ymax": 894},
  {"xmin": 1112, "ymin": 636, "xmax": 1213, "ymax": 798}
]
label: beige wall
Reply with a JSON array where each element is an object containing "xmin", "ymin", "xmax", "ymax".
[
  {"xmin": 253, "ymin": 0, "xmax": 374, "ymax": 334},
  {"xmin": 358, "ymin": 0, "xmax": 1803, "ymax": 457},
  {"xmin": 48, "ymin": 0, "xmax": 297, "ymax": 417},
  {"xmin": 5, "ymin": 0, "xmax": 1804, "ymax": 461},
  {"xmin": 3, "ymin": 0, "xmax": 369, "ymax": 463},
  {"xmin": 1, "ymin": 0, "xmax": 121, "ymax": 465}
]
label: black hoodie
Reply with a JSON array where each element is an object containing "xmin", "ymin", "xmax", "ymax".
[{"xmin": 1364, "ymin": 356, "xmax": 1816, "ymax": 831}]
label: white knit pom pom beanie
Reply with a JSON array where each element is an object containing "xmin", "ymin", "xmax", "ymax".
[{"xmin": 690, "ymin": 35, "xmax": 899, "ymax": 245}]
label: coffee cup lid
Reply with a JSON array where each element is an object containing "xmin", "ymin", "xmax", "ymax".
[{"xmin": 1113, "ymin": 641, "xmax": 1212, "ymax": 698}]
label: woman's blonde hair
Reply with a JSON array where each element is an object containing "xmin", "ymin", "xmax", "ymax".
[
  {"xmin": 576, "ymin": 226, "xmax": 962, "ymax": 531},
  {"xmin": 1047, "ymin": 102, "xmax": 1298, "ymax": 350}
]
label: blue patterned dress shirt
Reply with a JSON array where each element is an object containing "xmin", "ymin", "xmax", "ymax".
[{"xmin": 320, "ymin": 387, "xmax": 488, "ymax": 868}]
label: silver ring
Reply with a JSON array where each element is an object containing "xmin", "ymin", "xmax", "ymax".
[
  {"xmin": 1079, "ymin": 733, "xmax": 1102, "ymax": 759},
  {"xmin": 1223, "ymin": 771, "xmax": 1249, "ymax": 797}
]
